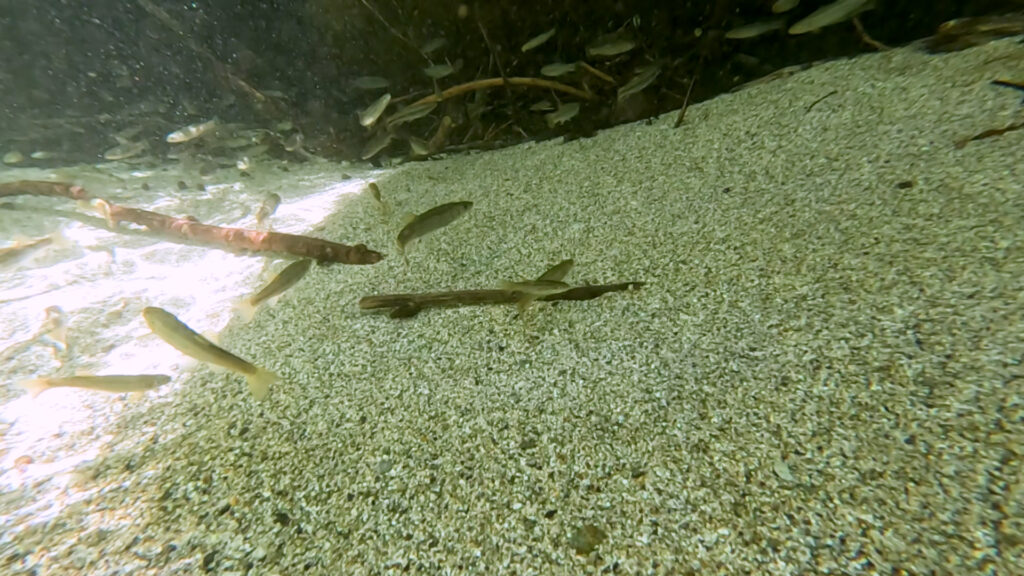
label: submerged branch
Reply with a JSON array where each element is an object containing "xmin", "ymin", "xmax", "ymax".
[
  {"xmin": 359, "ymin": 282, "xmax": 644, "ymax": 318},
  {"xmin": 0, "ymin": 180, "xmax": 383, "ymax": 265}
]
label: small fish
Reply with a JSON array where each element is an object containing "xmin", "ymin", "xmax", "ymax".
[
  {"xmin": 537, "ymin": 259, "xmax": 574, "ymax": 282},
  {"xmin": 30, "ymin": 151, "xmax": 57, "ymax": 160},
  {"xmin": 397, "ymin": 201, "xmax": 473, "ymax": 252},
  {"xmin": 408, "ymin": 136, "xmax": 431, "ymax": 157},
  {"xmin": 772, "ymin": 0, "xmax": 800, "ymax": 13},
  {"xmin": 726, "ymin": 18, "xmax": 787, "ymax": 39},
  {"xmin": 541, "ymin": 62, "xmax": 577, "ymax": 77},
  {"xmin": 522, "ymin": 27, "xmax": 556, "ymax": 52},
  {"xmin": 530, "ymin": 100, "xmax": 555, "ymax": 112},
  {"xmin": 0, "ymin": 234, "xmax": 59, "ymax": 266},
  {"xmin": 166, "ymin": 118, "xmax": 218, "ymax": 143},
  {"xmin": 3, "ymin": 150, "xmax": 25, "ymax": 165},
  {"xmin": 143, "ymin": 306, "xmax": 277, "ymax": 400},
  {"xmin": 254, "ymin": 192, "xmax": 281, "ymax": 227},
  {"xmin": 544, "ymin": 102, "xmax": 580, "ymax": 128},
  {"xmin": 617, "ymin": 63, "xmax": 661, "ymax": 101},
  {"xmin": 103, "ymin": 140, "xmax": 146, "ymax": 160},
  {"xmin": 353, "ymin": 76, "xmax": 390, "ymax": 90},
  {"xmin": 789, "ymin": 0, "xmax": 875, "ymax": 35},
  {"xmin": 387, "ymin": 101, "xmax": 438, "ymax": 128},
  {"xmin": 421, "ymin": 37, "xmax": 448, "ymax": 55},
  {"xmin": 235, "ymin": 259, "xmax": 312, "ymax": 321},
  {"xmin": 359, "ymin": 93, "xmax": 392, "ymax": 127},
  {"xmin": 19, "ymin": 374, "xmax": 172, "ymax": 398},
  {"xmin": 585, "ymin": 35, "xmax": 635, "ymax": 58},
  {"xmin": 366, "ymin": 182, "xmax": 392, "ymax": 216},
  {"xmin": 499, "ymin": 279, "xmax": 571, "ymax": 312},
  {"xmin": 424, "ymin": 62, "xmax": 454, "ymax": 79},
  {"xmin": 361, "ymin": 132, "xmax": 393, "ymax": 160}
]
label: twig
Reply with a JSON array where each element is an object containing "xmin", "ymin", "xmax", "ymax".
[
  {"xmin": 0, "ymin": 181, "xmax": 383, "ymax": 264},
  {"xmin": 395, "ymin": 77, "xmax": 592, "ymax": 113},
  {"xmin": 954, "ymin": 119, "xmax": 1024, "ymax": 149},
  {"xmin": 357, "ymin": 0, "xmax": 424, "ymax": 59},
  {"xmin": 359, "ymin": 282, "xmax": 644, "ymax": 318},
  {"xmin": 852, "ymin": 16, "xmax": 892, "ymax": 51},
  {"xmin": 674, "ymin": 71, "xmax": 698, "ymax": 128}
]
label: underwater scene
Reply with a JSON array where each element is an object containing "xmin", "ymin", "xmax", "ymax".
[{"xmin": 1, "ymin": 1, "xmax": 1023, "ymax": 574}]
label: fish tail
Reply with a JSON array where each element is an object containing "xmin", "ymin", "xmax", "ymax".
[
  {"xmin": 232, "ymin": 297, "xmax": 257, "ymax": 323},
  {"xmin": 17, "ymin": 379, "xmax": 50, "ymax": 398},
  {"xmin": 245, "ymin": 367, "xmax": 277, "ymax": 401}
]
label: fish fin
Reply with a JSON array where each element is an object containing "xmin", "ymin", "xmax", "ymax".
[
  {"xmin": 400, "ymin": 212, "xmax": 416, "ymax": 226},
  {"xmin": 517, "ymin": 295, "xmax": 538, "ymax": 313},
  {"xmin": 246, "ymin": 367, "xmax": 277, "ymax": 401},
  {"xmin": 201, "ymin": 330, "xmax": 222, "ymax": 345},
  {"xmin": 17, "ymin": 379, "xmax": 49, "ymax": 398}
]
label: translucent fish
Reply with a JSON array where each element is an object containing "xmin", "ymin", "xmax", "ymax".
[
  {"xmin": 772, "ymin": 0, "xmax": 800, "ymax": 13},
  {"xmin": 19, "ymin": 374, "xmax": 171, "ymax": 398},
  {"xmin": 544, "ymin": 102, "xmax": 580, "ymax": 127},
  {"xmin": 359, "ymin": 93, "xmax": 392, "ymax": 127},
  {"xmin": 537, "ymin": 259, "xmax": 574, "ymax": 282},
  {"xmin": 522, "ymin": 27, "xmax": 556, "ymax": 52},
  {"xmin": 235, "ymin": 259, "xmax": 312, "ymax": 321},
  {"xmin": 585, "ymin": 35, "xmax": 635, "ymax": 58},
  {"xmin": 421, "ymin": 37, "xmax": 447, "ymax": 54},
  {"xmin": 387, "ymin": 100, "xmax": 437, "ymax": 128},
  {"xmin": 499, "ymin": 279, "xmax": 571, "ymax": 311},
  {"xmin": 725, "ymin": 18, "xmax": 787, "ymax": 39},
  {"xmin": 166, "ymin": 118, "xmax": 218, "ymax": 143},
  {"xmin": 30, "ymin": 151, "xmax": 57, "ymax": 160},
  {"xmin": 396, "ymin": 201, "xmax": 473, "ymax": 252},
  {"xmin": 353, "ymin": 76, "xmax": 390, "ymax": 90},
  {"xmin": 103, "ymin": 140, "xmax": 146, "ymax": 160},
  {"xmin": 361, "ymin": 132, "xmax": 393, "ymax": 160},
  {"xmin": 617, "ymin": 63, "xmax": 661, "ymax": 101},
  {"xmin": 789, "ymin": 0, "xmax": 875, "ymax": 35},
  {"xmin": 143, "ymin": 306, "xmax": 277, "ymax": 400},
  {"xmin": 254, "ymin": 192, "xmax": 281, "ymax": 227},
  {"xmin": 424, "ymin": 62, "xmax": 454, "ymax": 79},
  {"xmin": 408, "ymin": 136, "xmax": 431, "ymax": 157},
  {"xmin": 541, "ymin": 62, "xmax": 577, "ymax": 77}
]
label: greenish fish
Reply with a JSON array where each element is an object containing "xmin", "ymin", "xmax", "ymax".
[
  {"xmin": 499, "ymin": 279, "xmax": 571, "ymax": 312},
  {"xmin": 537, "ymin": 259, "xmax": 574, "ymax": 282},
  {"xmin": 397, "ymin": 201, "xmax": 473, "ymax": 252},
  {"xmin": 143, "ymin": 306, "xmax": 277, "ymax": 400},
  {"xmin": 236, "ymin": 259, "xmax": 311, "ymax": 321},
  {"xmin": 20, "ymin": 374, "xmax": 172, "ymax": 398}
]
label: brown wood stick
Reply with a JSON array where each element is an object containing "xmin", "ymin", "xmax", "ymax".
[{"xmin": 0, "ymin": 180, "xmax": 383, "ymax": 265}]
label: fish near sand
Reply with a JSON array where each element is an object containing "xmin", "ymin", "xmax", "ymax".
[
  {"xmin": 396, "ymin": 201, "xmax": 473, "ymax": 254},
  {"xmin": 19, "ymin": 374, "xmax": 172, "ymax": 398},
  {"xmin": 499, "ymin": 280, "xmax": 572, "ymax": 311},
  {"xmin": 165, "ymin": 118, "xmax": 218, "ymax": 143},
  {"xmin": 143, "ymin": 307, "xmax": 276, "ymax": 400},
  {"xmin": 234, "ymin": 259, "xmax": 312, "ymax": 321}
]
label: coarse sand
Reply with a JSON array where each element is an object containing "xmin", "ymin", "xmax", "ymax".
[{"xmin": 3, "ymin": 37, "xmax": 1023, "ymax": 575}]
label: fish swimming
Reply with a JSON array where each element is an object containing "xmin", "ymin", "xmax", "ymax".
[
  {"xmin": 255, "ymin": 192, "xmax": 282, "ymax": 227},
  {"xmin": 235, "ymin": 259, "xmax": 312, "ymax": 321},
  {"xmin": 166, "ymin": 118, "xmax": 218, "ymax": 143},
  {"xmin": 19, "ymin": 374, "xmax": 172, "ymax": 398},
  {"xmin": 499, "ymin": 279, "xmax": 572, "ymax": 312},
  {"xmin": 537, "ymin": 259, "xmax": 574, "ymax": 282},
  {"xmin": 396, "ymin": 201, "xmax": 473, "ymax": 253},
  {"xmin": 0, "ymin": 235, "xmax": 54, "ymax": 266},
  {"xmin": 359, "ymin": 93, "xmax": 392, "ymax": 127},
  {"xmin": 143, "ymin": 306, "xmax": 276, "ymax": 400}
]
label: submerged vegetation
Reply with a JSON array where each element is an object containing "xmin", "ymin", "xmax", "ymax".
[{"xmin": 1, "ymin": 1, "xmax": 1021, "ymax": 167}]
